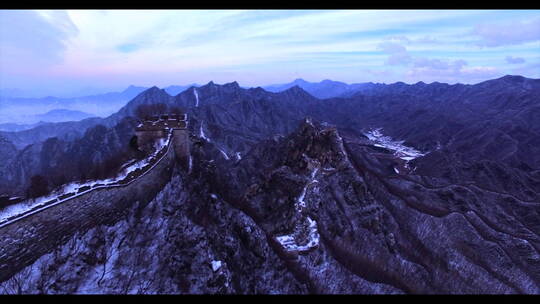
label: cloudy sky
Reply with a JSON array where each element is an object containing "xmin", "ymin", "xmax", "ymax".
[{"xmin": 1, "ymin": 9, "xmax": 539, "ymax": 96}]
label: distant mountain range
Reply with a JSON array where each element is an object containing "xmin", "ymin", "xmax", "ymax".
[
  {"xmin": 163, "ymin": 84, "xmax": 201, "ymax": 96},
  {"xmin": 0, "ymin": 79, "xmax": 376, "ymax": 125},
  {"xmin": 0, "ymin": 122, "xmax": 46, "ymax": 132},
  {"xmin": 0, "ymin": 109, "xmax": 95, "ymax": 132},
  {"xmin": 263, "ymin": 78, "xmax": 383, "ymax": 99},
  {"xmin": 0, "ymin": 84, "xmax": 202, "ymax": 125},
  {"xmin": 0, "ymin": 86, "xmax": 148, "ymax": 124},
  {"xmin": 0, "ymin": 109, "xmax": 96, "ymax": 132},
  {"xmin": 0, "ymin": 83, "xmax": 201, "ymax": 99},
  {"xmin": 35, "ymin": 109, "xmax": 95, "ymax": 123},
  {"xmin": 3, "ymin": 75, "xmax": 539, "ymax": 150}
]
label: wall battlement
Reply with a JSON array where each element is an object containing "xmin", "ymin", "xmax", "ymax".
[{"xmin": 135, "ymin": 114, "xmax": 190, "ymax": 168}]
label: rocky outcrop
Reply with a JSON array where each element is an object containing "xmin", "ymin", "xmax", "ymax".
[{"xmin": 190, "ymin": 119, "xmax": 540, "ymax": 293}]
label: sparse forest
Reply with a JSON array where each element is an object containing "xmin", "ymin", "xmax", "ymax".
[{"xmin": 135, "ymin": 103, "xmax": 185, "ymax": 120}]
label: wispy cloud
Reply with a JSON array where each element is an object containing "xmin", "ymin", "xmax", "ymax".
[
  {"xmin": 505, "ymin": 55, "xmax": 526, "ymax": 64},
  {"xmin": 378, "ymin": 41, "xmax": 412, "ymax": 65},
  {"xmin": 0, "ymin": 10, "xmax": 78, "ymax": 71},
  {"xmin": 472, "ymin": 17, "xmax": 540, "ymax": 47},
  {"xmin": 0, "ymin": 9, "xmax": 539, "ymax": 95}
]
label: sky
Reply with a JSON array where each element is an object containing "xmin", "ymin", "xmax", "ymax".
[{"xmin": 0, "ymin": 9, "xmax": 539, "ymax": 97}]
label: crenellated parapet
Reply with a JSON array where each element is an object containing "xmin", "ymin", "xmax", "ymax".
[{"xmin": 135, "ymin": 114, "xmax": 190, "ymax": 168}]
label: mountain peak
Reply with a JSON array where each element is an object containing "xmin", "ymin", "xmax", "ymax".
[
  {"xmin": 249, "ymin": 86, "xmax": 266, "ymax": 92},
  {"xmin": 148, "ymin": 86, "xmax": 161, "ymax": 92},
  {"xmin": 223, "ymin": 81, "xmax": 240, "ymax": 89},
  {"xmin": 288, "ymin": 85, "xmax": 303, "ymax": 91},
  {"xmin": 477, "ymin": 75, "xmax": 536, "ymax": 88},
  {"xmin": 136, "ymin": 86, "xmax": 170, "ymax": 98},
  {"xmin": 500, "ymin": 75, "xmax": 526, "ymax": 82},
  {"xmin": 293, "ymin": 78, "xmax": 308, "ymax": 84},
  {"xmin": 122, "ymin": 85, "xmax": 147, "ymax": 95},
  {"xmin": 281, "ymin": 85, "xmax": 314, "ymax": 99}
]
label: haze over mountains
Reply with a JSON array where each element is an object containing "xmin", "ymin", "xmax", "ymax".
[
  {"xmin": 0, "ymin": 109, "xmax": 97, "ymax": 132},
  {"xmin": 0, "ymin": 84, "xmax": 200, "ymax": 99},
  {"xmin": 4, "ymin": 76, "xmax": 491, "ymax": 128},
  {"xmin": 0, "ymin": 78, "xmax": 392, "ymax": 127},
  {"xmin": 0, "ymin": 84, "xmax": 202, "ymax": 125},
  {"xmin": 263, "ymin": 78, "xmax": 383, "ymax": 99}
]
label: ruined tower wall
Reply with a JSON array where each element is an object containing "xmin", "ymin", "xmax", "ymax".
[
  {"xmin": 172, "ymin": 129, "xmax": 190, "ymax": 168},
  {"xmin": 135, "ymin": 130, "xmax": 166, "ymax": 147}
]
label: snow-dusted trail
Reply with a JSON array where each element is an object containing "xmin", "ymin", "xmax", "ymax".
[
  {"xmin": 276, "ymin": 164, "xmax": 321, "ymax": 253},
  {"xmin": 0, "ymin": 133, "xmax": 174, "ymax": 229}
]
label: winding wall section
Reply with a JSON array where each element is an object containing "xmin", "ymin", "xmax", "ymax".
[{"xmin": 0, "ymin": 137, "xmax": 178, "ymax": 283}]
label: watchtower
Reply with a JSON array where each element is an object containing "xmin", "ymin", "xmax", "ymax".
[{"xmin": 135, "ymin": 113, "xmax": 190, "ymax": 168}]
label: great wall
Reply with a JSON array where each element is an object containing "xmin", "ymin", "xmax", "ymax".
[{"xmin": 0, "ymin": 114, "xmax": 191, "ymax": 283}]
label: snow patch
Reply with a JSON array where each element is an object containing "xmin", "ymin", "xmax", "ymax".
[
  {"xmin": 199, "ymin": 122, "xmax": 210, "ymax": 142},
  {"xmin": 365, "ymin": 128, "xmax": 425, "ymax": 167},
  {"xmin": 276, "ymin": 217, "xmax": 320, "ymax": 252},
  {"xmin": 211, "ymin": 260, "xmax": 222, "ymax": 272},
  {"xmin": 296, "ymin": 167, "xmax": 318, "ymax": 211},
  {"xmin": 218, "ymin": 147, "xmax": 230, "ymax": 160},
  {"xmin": 194, "ymin": 88, "xmax": 199, "ymax": 107}
]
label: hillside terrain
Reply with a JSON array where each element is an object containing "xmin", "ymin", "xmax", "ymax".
[{"xmin": 0, "ymin": 75, "xmax": 539, "ymax": 294}]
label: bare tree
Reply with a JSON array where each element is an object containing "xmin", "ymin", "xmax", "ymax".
[
  {"xmin": 169, "ymin": 106, "xmax": 185, "ymax": 116},
  {"xmin": 27, "ymin": 175, "xmax": 49, "ymax": 199},
  {"xmin": 135, "ymin": 104, "xmax": 153, "ymax": 121},
  {"xmin": 154, "ymin": 103, "xmax": 167, "ymax": 115},
  {"xmin": 135, "ymin": 103, "xmax": 170, "ymax": 120}
]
